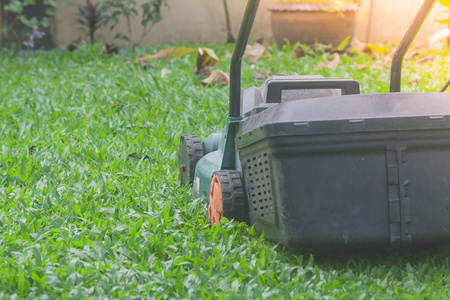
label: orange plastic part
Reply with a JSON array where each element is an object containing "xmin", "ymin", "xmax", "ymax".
[{"xmin": 209, "ymin": 174, "xmax": 223, "ymax": 225}]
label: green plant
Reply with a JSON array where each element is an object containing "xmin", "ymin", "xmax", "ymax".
[
  {"xmin": 0, "ymin": 0, "xmax": 59, "ymax": 49},
  {"xmin": 75, "ymin": 0, "xmax": 105, "ymax": 44},
  {"xmin": 101, "ymin": 0, "xmax": 169, "ymax": 48},
  {"xmin": 437, "ymin": 0, "xmax": 450, "ymax": 24},
  {"xmin": 273, "ymin": 0, "xmax": 360, "ymax": 5}
]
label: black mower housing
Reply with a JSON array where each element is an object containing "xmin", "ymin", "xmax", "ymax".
[{"xmin": 236, "ymin": 87, "xmax": 450, "ymax": 251}]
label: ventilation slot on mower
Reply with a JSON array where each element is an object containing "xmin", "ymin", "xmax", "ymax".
[{"xmin": 246, "ymin": 153, "xmax": 273, "ymax": 218}]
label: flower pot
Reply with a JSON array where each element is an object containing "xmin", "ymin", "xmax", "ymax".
[{"xmin": 269, "ymin": 4, "xmax": 359, "ymax": 48}]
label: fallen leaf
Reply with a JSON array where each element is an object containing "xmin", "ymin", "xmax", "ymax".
[
  {"xmin": 252, "ymin": 72, "xmax": 265, "ymax": 80},
  {"xmin": 311, "ymin": 44, "xmax": 333, "ymax": 53},
  {"xmin": 136, "ymin": 47, "xmax": 196, "ymax": 64},
  {"xmin": 417, "ymin": 53, "xmax": 433, "ymax": 64},
  {"xmin": 403, "ymin": 45, "xmax": 433, "ymax": 63},
  {"xmin": 371, "ymin": 62, "xmax": 383, "ymax": 69},
  {"xmin": 137, "ymin": 60, "xmax": 155, "ymax": 70},
  {"xmin": 382, "ymin": 52, "xmax": 394, "ymax": 66},
  {"xmin": 253, "ymin": 67, "xmax": 276, "ymax": 80},
  {"xmin": 358, "ymin": 64, "xmax": 368, "ymax": 70},
  {"xmin": 201, "ymin": 70, "xmax": 230, "ymax": 86},
  {"xmin": 407, "ymin": 79, "xmax": 419, "ymax": 85},
  {"xmin": 257, "ymin": 37, "xmax": 270, "ymax": 48},
  {"xmin": 265, "ymin": 67, "xmax": 276, "ymax": 76},
  {"xmin": 404, "ymin": 50, "xmax": 420, "ymax": 61},
  {"xmin": 367, "ymin": 44, "xmax": 391, "ymax": 55},
  {"xmin": 352, "ymin": 39, "xmax": 368, "ymax": 53},
  {"xmin": 291, "ymin": 48, "xmax": 306, "ymax": 58},
  {"xmin": 245, "ymin": 43, "xmax": 267, "ymax": 62},
  {"xmin": 196, "ymin": 48, "xmax": 219, "ymax": 73},
  {"xmin": 316, "ymin": 53, "xmax": 340, "ymax": 70}
]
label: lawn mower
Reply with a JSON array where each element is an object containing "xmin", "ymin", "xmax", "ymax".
[{"xmin": 178, "ymin": 0, "xmax": 450, "ymax": 252}]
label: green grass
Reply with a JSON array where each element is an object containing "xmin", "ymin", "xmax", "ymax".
[{"xmin": 0, "ymin": 42, "xmax": 450, "ymax": 299}]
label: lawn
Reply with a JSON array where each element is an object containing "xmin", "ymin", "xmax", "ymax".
[{"xmin": 1, "ymin": 42, "xmax": 450, "ymax": 299}]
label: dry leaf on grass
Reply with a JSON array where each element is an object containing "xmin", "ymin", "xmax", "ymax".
[
  {"xmin": 366, "ymin": 44, "xmax": 391, "ymax": 55},
  {"xmin": 382, "ymin": 53, "xmax": 394, "ymax": 66},
  {"xmin": 407, "ymin": 79, "xmax": 419, "ymax": 86},
  {"xmin": 416, "ymin": 53, "xmax": 434, "ymax": 64},
  {"xmin": 316, "ymin": 53, "xmax": 340, "ymax": 70},
  {"xmin": 404, "ymin": 46, "xmax": 434, "ymax": 64},
  {"xmin": 352, "ymin": 40, "xmax": 392, "ymax": 57},
  {"xmin": 371, "ymin": 62, "xmax": 383, "ymax": 69},
  {"xmin": 245, "ymin": 42, "xmax": 267, "ymax": 62},
  {"xmin": 358, "ymin": 62, "xmax": 384, "ymax": 70},
  {"xmin": 196, "ymin": 48, "xmax": 220, "ymax": 73},
  {"xmin": 252, "ymin": 73, "xmax": 265, "ymax": 80},
  {"xmin": 311, "ymin": 44, "xmax": 334, "ymax": 53},
  {"xmin": 137, "ymin": 60, "xmax": 155, "ymax": 70},
  {"xmin": 358, "ymin": 64, "xmax": 368, "ymax": 70},
  {"xmin": 291, "ymin": 48, "xmax": 306, "ymax": 58},
  {"xmin": 352, "ymin": 40, "xmax": 369, "ymax": 53},
  {"xmin": 136, "ymin": 47, "xmax": 196, "ymax": 65},
  {"xmin": 256, "ymin": 37, "xmax": 269, "ymax": 48},
  {"xmin": 252, "ymin": 67, "xmax": 276, "ymax": 80},
  {"xmin": 201, "ymin": 70, "xmax": 230, "ymax": 86}
]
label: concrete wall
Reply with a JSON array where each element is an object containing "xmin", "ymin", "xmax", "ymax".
[{"xmin": 54, "ymin": 0, "xmax": 449, "ymax": 47}]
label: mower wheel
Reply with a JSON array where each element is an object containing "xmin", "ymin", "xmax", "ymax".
[
  {"xmin": 178, "ymin": 134, "xmax": 204, "ymax": 186},
  {"xmin": 209, "ymin": 170, "xmax": 249, "ymax": 225}
]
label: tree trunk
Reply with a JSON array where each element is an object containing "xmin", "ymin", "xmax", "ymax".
[{"xmin": 222, "ymin": 0, "xmax": 235, "ymax": 43}]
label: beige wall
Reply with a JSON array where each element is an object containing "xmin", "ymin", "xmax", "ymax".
[{"xmin": 55, "ymin": 0, "xmax": 449, "ymax": 47}]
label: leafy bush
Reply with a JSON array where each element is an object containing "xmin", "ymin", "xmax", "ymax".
[
  {"xmin": 0, "ymin": 0, "xmax": 59, "ymax": 49},
  {"xmin": 101, "ymin": 0, "xmax": 169, "ymax": 48}
]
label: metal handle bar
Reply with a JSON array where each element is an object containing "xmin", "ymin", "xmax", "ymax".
[
  {"xmin": 390, "ymin": 0, "xmax": 437, "ymax": 92},
  {"xmin": 229, "ymin": 0, "xmax": 260, "ymax": 118}
]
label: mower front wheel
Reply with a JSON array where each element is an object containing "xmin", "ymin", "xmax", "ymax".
[
  {"xmin": 209, "ymin": 170, "xmax": 249, "ymax": 225},
  {"xmin": 178, "ymin": 134, "xmax": 204, "ymax": 186}
]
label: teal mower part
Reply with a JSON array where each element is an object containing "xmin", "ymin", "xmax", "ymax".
[{"xmin": 178, "ymin": 0, "xmax": 259, "ymax": 225}]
